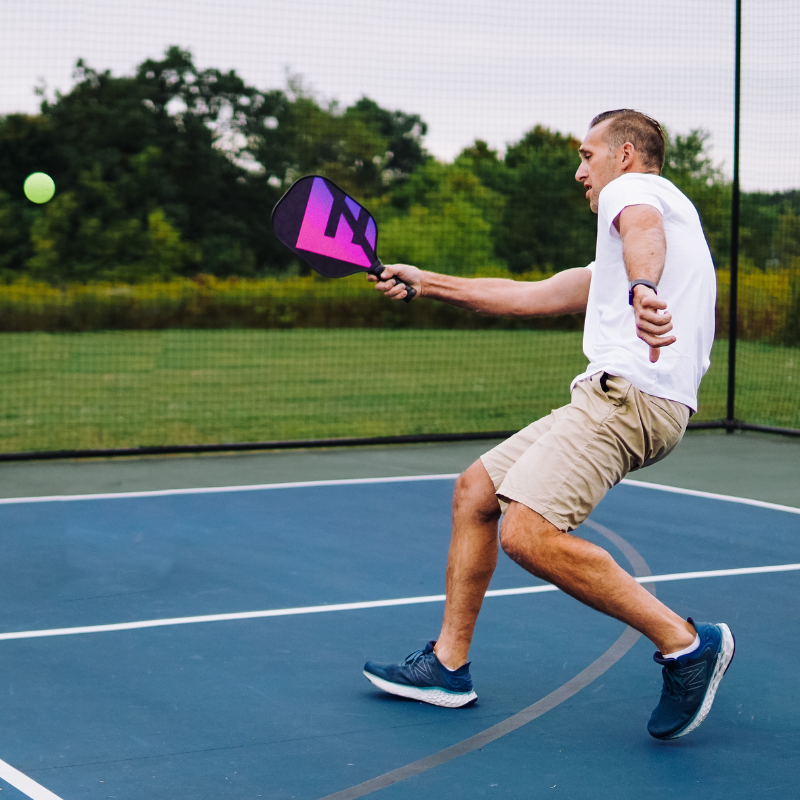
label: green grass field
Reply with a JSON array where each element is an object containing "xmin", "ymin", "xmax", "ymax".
[{"xmin": 1, "ymin": 329, "xmax": 796, "ymax": 453}]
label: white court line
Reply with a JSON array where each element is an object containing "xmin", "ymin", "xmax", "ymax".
[
  {"xmin": 0, "ymin": 757, "xmax": 64, "ymax": 800},
  {"xmin": 621, "ymin": 479, "xmax": 800, "ymax": 515},
  {"xmin": 0, "ymin": 474, "xmax": 797, "ymax": 514},
  {"xmin": 1, "ymin": 562, "xmax": 797, "ymax": 644},
  {"xmin": 0, "ymin": 474, "xmax": 458, "ymax": 505}
]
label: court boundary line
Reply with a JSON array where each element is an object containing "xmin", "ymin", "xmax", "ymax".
[
  {"xmin": 0, "ymin": 562, "xmax": 796, "ymax": 643},
  {"xmin": 0, "ymin": 475, "xmax": 458, "ymax": 505},
  {"xmin": 620, "ymin": 479, "xmax": 800, "ymax": 514},
  {"xmin": 0, "ymin": 758, "xmax": 64, "ymax": 800},
  {"xmin": 0, "ymin": 475, "xmax": 797, "ymax": 515}
]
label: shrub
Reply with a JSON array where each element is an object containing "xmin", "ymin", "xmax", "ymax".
[
  {"xmin": 0, "ymin": 271, "xmax": 583, "ymax": 332},
  {"xmin": 1, "ymin": 267, "xmax": 793, "ymax": 339}
]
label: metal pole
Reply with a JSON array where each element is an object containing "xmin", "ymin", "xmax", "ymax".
[{"xmin": 726, "ymin": 0, "xmax": 741, "ymax": 431}]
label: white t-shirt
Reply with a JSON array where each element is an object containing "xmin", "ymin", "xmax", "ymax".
[{"xmin": 571, "ymin": 172, "xmax": 716, "ymax": 412}]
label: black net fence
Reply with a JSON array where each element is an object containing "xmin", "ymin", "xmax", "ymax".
[{"xmin": 0, "ymin": 0, "xmax": 797, "ymax": 457}]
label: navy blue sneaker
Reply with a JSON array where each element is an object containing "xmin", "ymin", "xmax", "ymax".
[
  {"xmin": 648, "ymin": 618, "xmax": 735, "ymax": 740},
  {"xmin": 363, "ymin": 641, "xmax": 477, "ymax": 708}
]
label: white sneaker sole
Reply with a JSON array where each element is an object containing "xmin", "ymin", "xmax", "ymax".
[
  {"xmin": 363, "ymin": 670, "xmax": 478, "ymax": 708},
  {"xmin": 667, "ymin": 623, "xmax": 735, "ymax": 739}
]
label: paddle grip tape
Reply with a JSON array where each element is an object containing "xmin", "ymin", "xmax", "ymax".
[{"xmin": 368, "ymin": 263, "xmax": 416, "ymax": 303}]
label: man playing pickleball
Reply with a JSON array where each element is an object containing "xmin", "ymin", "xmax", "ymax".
[{"xmin": 363, "ymin": 109, "xmax": 734, "ymax": 740}]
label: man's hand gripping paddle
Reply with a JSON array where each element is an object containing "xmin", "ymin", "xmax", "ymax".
[{"xmin": 271, "ymin": 175, "xmax": 416, "ymax": 302}]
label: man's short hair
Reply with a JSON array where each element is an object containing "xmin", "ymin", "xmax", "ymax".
[{"xmin": 590, "ymin": 109, "xmax": 665, "ymax": 172}]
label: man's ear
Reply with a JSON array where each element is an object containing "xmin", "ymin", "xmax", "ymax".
[{"xmin": 620, "ymin": 142, "xmax": 636, "ymax": 170}]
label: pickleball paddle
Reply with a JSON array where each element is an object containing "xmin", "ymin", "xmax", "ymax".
[{"xmin": 271, "ymin": 175, "xmax": 416, "ymax": 302}]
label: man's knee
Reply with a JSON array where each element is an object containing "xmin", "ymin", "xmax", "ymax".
[
  {"xmin": 499, "ymin": 502, "xmax": 558, "ymax": 568},
  {"xmin": 454, "ymin": 460, "xmax": 501, "ymax": 524}
]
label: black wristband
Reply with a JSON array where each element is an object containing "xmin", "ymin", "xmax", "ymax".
[{"xmin": 628, "ymin": 279, "xmax": 658, "ymax": 305}]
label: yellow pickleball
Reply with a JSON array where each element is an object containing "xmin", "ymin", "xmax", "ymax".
[{"xmin": 23, "ymin": 172, "xmax": 56, "ymax": 204}]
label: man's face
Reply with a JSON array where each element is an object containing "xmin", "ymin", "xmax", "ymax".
[{"xmin": 575, "ymin": 120, "xmax": 624, "ymax": 214}]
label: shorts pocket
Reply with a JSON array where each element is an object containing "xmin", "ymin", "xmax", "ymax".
[
  {"xmin": 601, "ymin": 374, "xmax": 633, "ymax": 407},
  {"xmin": 647, "ymin": 395, "xmax": 689, "ymax": 434},
  {"xmin": 640, "ymin": 403, "xmax": 687, "ymax": 469}
]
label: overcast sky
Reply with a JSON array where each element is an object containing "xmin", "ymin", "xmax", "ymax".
[{"xmin": 2, "ymin": 0, "xmax": 798, "ymax": 191}]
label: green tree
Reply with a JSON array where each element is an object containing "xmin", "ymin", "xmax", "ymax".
[
  {"xmin": 263, "ymin": 93, "xmax": 389, "ymax": 198},
  {"xmin": 773, "ymin": 209, "xmax": 800, "ymax": 344},
  {"xmin": 345, "ymin": 97, "xmax": 428, "ymax": 182},
  {"xmin": 25, "ymin": 164, "xmax": 200, "ymax": 282},
  {"xmin": 740, "ymin": 190, "xmax": 800, "ymax": 271},
  {"xmin": 0, "ymin": 48, "xmax": 431, "ymax": 282},
  {"xmin": 479, "ymin": 126, "xmax": 597, "ymax": 273},
  {"xmin": 378, "ymin": 160, "xmax": 504, "ymax": 274},
  {"xmin": 0, "ymin": 114, "xmax": 60, "ymax": 277},
  {"xmin": 252, "ymin": 84, "xmax": 427, "ymax": 199},
  {"xmin": 0, "ymin": 48, "xmax": 280, "ymax": 280},
  {"xmin": 662, "ymin": 129, "xmax": 730, "ymax": 266}
]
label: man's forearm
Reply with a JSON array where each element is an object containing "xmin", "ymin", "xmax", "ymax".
[
  {"xmin": 616, "ymin": 204, "xmax": 675, "ymax": 362},
  {"xmin": 623, "ymin": 227, "xmax": 667, "ymax": 285},
  {"xmin": 618, "ymin": 205, "xmax": 667, "ymax": 286},
  {"xmin": 417, "ymin": 268, "xmax": 590, "ymax": 317},
  {"xmin": 420, "ymin": 272, "xmax": 531, "ymax": 316}
]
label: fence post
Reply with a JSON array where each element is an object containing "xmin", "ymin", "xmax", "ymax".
[{"xmin": 726, "ymin": 0, "xmax": 742, "ymax": 432}]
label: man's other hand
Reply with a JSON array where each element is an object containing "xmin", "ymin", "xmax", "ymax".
[
  {"xmin": 367, "ymin": 263, "xmax": 422, "ymax": 301},
  {"xmin": 632, "ymin": 284, "xmax": 676, "ymax": 363}
]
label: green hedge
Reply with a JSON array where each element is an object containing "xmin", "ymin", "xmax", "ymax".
[
  {"xmin": 0, "ymin": 271, "xmax": 584, "ymax": 332},
  {"xmin": 1, "ymin": 268, "xmax": 796, "ymax": 342}
]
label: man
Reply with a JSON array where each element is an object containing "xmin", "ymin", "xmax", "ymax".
[{"xmin": 362, "ymin": 109, "xmax": 734, "ymax": 740}]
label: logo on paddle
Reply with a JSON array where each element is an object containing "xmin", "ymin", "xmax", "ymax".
[{"xmin": 295, "ymin": 177, "xmax": 378, "ymax": 268}]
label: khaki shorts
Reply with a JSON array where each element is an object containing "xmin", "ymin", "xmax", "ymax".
[{"xmin": 481, "ymin": 372, "xmax": 690, "ymax": 532}]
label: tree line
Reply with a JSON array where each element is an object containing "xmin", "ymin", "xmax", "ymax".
[{"xmin": 1, "ymin": 46, "xmax": 798, "ymax": 284}]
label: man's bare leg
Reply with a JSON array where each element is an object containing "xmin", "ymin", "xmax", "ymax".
[
  {"xmin": 433, "ymin": 460, "xmax": 502, "ymax": 670},
  {"xmin": 499, "ymin": 501, "xmax": 696, "ymax": 654}
]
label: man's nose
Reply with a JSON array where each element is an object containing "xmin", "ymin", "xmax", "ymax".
[{"xmin": 575, "ymin": 164, "xmax": 586, "ymax": 181}]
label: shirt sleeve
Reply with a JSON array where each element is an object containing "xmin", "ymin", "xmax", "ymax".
[{"xmin": 599, "ymin": 175, "xmax": 665, "ymax": 238}]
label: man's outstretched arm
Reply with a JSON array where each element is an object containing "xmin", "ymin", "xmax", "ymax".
[{"xmin": 368, "ymin": 264, "xmax": 591, "ymax": 317}]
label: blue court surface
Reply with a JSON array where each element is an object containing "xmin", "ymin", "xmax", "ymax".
[{"xmin": 0, "ymin": 475, "xmax": 797, "ymax": 799}]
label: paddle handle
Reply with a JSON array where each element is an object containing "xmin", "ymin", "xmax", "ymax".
[{"xmin": 368, "ymin": 263, "xmax": 416, "ymax": 303}]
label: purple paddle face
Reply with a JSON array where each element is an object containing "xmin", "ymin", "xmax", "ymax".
[{"xmin": 272, "ymin": 176, "xmax": 380, "ymax": 278}]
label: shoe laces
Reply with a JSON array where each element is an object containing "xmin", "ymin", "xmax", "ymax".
[
  {"xmin": 402, "ymin": 648, "xmax": 429, "ymax": 666},
  {"xmin": 662, "ymin": 663, "xmax": 689, "ymax": 698}
]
